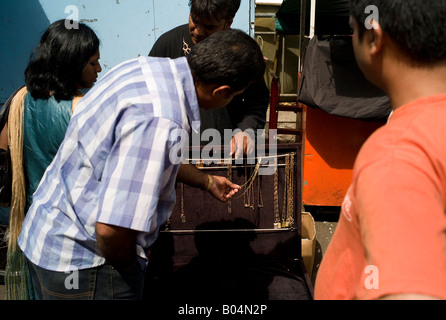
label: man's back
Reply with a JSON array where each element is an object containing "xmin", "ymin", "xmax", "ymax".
[{"xmin": 315, "ymin": 93, "xmax": 446, "ymax": 300}]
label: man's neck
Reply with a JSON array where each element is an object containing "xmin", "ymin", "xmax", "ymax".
[{"xmin": 383, "ymin": 60, "xmax": 446, "ymax": 111}]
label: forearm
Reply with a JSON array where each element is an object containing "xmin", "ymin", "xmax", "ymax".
[
  {"xmin": 176, "ymin": 163, "xmax": 211, "ymax": 190},
  {"xmin": 96, "ymin": 222, "xmax": 138, "ymax": 271}
]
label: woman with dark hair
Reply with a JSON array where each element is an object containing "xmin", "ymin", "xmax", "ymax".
[
  {"xmin": 25, "ymin": 19, "xmax": 101, "ymax": 100},
  {"xmin": 2, "ymin": 19, "xmax": 101, "ymax": 300},
  {"xmin": 21, "ymin": 19, "xmax": 101, "ymax": 210}
]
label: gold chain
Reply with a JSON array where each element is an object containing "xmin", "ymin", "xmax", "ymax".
[
  {"xmin": 287, "ymin": 153, "xmax": 295, "ymax": 226},
  {"xmin": 257, "ymin": 172, "xmax": 264, "ymax": 208},
  {"xmin": 179, "ymin": 155, "xmax": 294, "ymax": 228},
  {"xmin": 282, "ymin": 154, "xmax": 289, "ymax": 227},
  {"xmin": 180, "ymin": 182, "xmax": 186, "ymax": 222},
  {"xmin": 232, "ymin": 158, "xmax": 262, "ymax": 200},
  {"xmin": 228, "ymin": 160, "xmax": 232, "ymax": 214},
  {"xmin": 273, "ymin": 156, "xmax": 281, "ymax": 229}
]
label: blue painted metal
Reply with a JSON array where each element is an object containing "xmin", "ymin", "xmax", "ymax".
[{"xmin": 0, "ymin": 0, "xmax": 253, "ymax": 105}]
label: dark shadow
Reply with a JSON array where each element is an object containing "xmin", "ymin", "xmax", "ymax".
[
  {"xmin": 311, "ymin": 240, "xmax": 322, "ymax": 286},
  {"xmin": 0, "ymin": 0, "xmax": 50, "ymax": 106},
  {"xmin": 168, "ymin": 219, "xmax": 273, "ymax": 301},
  {"xmin": 144, "ymin": 219, "xmax": 312, "ymax": 302}
]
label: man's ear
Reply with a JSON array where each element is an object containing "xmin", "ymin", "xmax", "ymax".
[
  {"xmin": 368, "ymin": 21, "xmax": 384, "ymax": 56},
  {"xmin": 224, "ymin": 18, "xmax": 233, "ymax": 30},
  {"xmin": 212, "ymin": 85, "xmax": 232, "ymax": 99}
]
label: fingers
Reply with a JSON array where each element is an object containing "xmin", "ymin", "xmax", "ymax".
[
  {"xmin": 224, "ymin": 178, "xmax": 240, "ymax": 193},
  {"xmin": 230, "ymin": 132, "xmax": 254, "ymax": 159},
  {"xmin": 227, "ymin": 182, "xmax": 240, "ymax": 190},
  {"xmin": 224, "ymin": 187, "xmax": 239, "ymax": 201},
  {"xmin": 234, "ymin": 139, "xmax": 244, "ymax": 159},
  {"xmin": 246, "ymin": 137, "xmax": 254, "ymax": 155},
  {"xmin": 223, "ymin": 180, "xmax": 239, "ymax": 200}
]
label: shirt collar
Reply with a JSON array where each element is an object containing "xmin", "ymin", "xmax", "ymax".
[{"xmin": 171, "ymin": 57, "xmax": 201, "ymax": 133}]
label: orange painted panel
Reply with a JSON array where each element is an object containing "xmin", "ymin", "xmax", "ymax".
[{"xmin": 302, "ymin": 106, "xmax": 385, "ymax": 206}]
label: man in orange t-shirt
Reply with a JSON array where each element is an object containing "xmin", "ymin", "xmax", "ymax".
[{"xmin": 315, "ymin": 0, "xmax": 446, "ymax": 300}]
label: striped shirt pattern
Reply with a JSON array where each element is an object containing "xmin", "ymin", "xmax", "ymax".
[{"xmin": 18, "ymin": 56, "xmax": 200, "ymax": 271}]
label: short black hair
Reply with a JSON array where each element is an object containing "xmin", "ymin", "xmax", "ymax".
[
  {"xmin": 350, "ymin": 0, "xmax": 446, "ymax": 63},
  {"xmin": 187, "ymin": 29, "xmax": 265, "ymax": 92},
  {"xmin": 25, "ymin": 19, "xmax": 100, "ymax": 100},
  {"xmin": 189, "ymin": 0, "xmax": 241, "ymax": 21}
]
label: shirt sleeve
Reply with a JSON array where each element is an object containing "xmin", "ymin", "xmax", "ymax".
[
  {"xmin": 96, "ymin": 115, "xmax": 182, "ymax": 234},
  {"xmin": 355, "ymin": 157, "xmax": 446, "ymax": 299}
]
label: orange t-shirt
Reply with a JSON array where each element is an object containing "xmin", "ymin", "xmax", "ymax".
[{"xmin": 315, "ymin": 93, "xmax": 446, "ymax": 300}]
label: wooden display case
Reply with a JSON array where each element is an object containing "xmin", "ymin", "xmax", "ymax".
[{"xmin": 144, "ymin": 143, "xmax": 314, "ymax": 301}]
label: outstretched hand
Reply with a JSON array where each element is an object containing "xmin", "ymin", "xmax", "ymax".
[{"xmin": 208, "ymin": 175, "xmax": 240, "ymax": 202}]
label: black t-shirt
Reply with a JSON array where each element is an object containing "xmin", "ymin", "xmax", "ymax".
[
  {"xmin": 149, "ymin": 24, "xmax": 193, "ymax": 58},
  {"xmin": 149, "ymin": 24, "xmax": 270, "ymax": 144}
]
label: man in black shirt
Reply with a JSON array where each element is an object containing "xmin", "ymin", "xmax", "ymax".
[{"xmin": 149, "ymin": 0, "xmax": 269, "ymax": 158}]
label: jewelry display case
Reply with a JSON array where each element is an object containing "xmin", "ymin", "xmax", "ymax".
[{"xmin": 144, "ymin": 143, "xmax": 313, "ymax": 301}]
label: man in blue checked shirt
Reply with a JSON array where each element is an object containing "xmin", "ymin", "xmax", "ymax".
[{"xmin": 18, "ymin": 29, "xmax": 266, "ymax": 300}]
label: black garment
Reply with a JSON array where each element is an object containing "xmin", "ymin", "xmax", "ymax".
[
  {"xmin": 298, "ymin": 36, "xmax": 391, "ymax": 120},
  {"xmin": 149, "ymin": 24, "xmax": 269, "ymax": 144}
]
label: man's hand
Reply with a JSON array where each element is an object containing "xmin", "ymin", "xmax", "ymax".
[
  {"xmin": 230, "ymin": 131, "xmax": 255, "ymax": 159},
  {"xmin": 207, "ymin": 175, "xmax": 240, "ymax": 202},
  {"xmin": 177, "ymin": 164, "xmax": 239, "ymax": 202}
]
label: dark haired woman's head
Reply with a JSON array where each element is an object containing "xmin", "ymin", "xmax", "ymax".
[
  {"xmin": 25, "ymin": 19, "xmax": 101, "ymax": 100},
  {"xmin": 188, "ymin": 29, "xmax": 265, "ymax": 109},
  {"xmin": 349, "ymin": 0, "xmax": 446, "ymax": 63}
]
